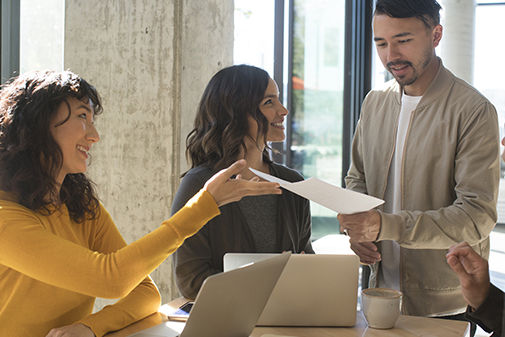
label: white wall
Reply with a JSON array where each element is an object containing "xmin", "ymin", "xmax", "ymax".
[
  {"xmin": 440, "ymin": 0, "xmax": 476, "ymax": 84},
  {"xmin": 64, "ymin": 0, "xmax": 233, "ymax": 309}
]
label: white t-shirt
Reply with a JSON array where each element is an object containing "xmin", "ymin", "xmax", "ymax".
[{"xmin": 379, "ymin": 93, "xmax": 421, "ymax": 291}]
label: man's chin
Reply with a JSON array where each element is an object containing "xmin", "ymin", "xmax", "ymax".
[{"xmin": 394, "ymin": 75, "xmax": 417, "ymax": 87}]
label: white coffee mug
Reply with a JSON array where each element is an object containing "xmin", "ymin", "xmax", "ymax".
[{"xmin": 361, "ymin": 288, "xmax": 402, "ymax": 329}]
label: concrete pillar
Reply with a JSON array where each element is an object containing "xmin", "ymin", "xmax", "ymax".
[
  {"xmin": 64, "ymin": 0, "xmax": 233, "ymax": 310},
  {"xmin": 440, "ymin": 0, "xmax": 476, "ymax": 84}
]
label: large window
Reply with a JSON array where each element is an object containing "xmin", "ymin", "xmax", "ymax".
[
  {"xmin": 234, "ymin": 0, "xmax": 349, "ymax": 240},
  {"xmin": 234, "ymin": 0, "xmax": 275, "ymax": 76},
  {"xmin": 19, "ymin": 0, "xmax": 64, "ymax": 73},
  {"xmin": 289, "ymin": 0, "xmax": 346, "ymax": 239},
  {"xmin": 474, "ymin": 2, "xmax": 505, "ymax": 223},
  {"xmin": 1, "ymin": 0, "xmax": 63, "ymax": 83},
  {"xmin": 474, "ymin": 1, "xmax": 505, "ymax": 311}
]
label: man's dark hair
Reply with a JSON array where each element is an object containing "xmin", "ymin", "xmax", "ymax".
[
  {"xmin": 0, "ymin": 70, "xmax": 102, "ymax": 223},
  {"xmin": 375, "ymin": 0, "xmax": 442, "ymax": 28}
]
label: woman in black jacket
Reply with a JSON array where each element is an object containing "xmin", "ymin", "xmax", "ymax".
[{"xmin": 171, "ymin": 65, "xmax": 313, "ymax": 299}]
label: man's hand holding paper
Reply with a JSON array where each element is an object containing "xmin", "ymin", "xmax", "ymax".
[
  {"xmin": 338, "ymin": 210, "xmax": 382, "ymax": 265},
  {"xmin": 349, "ymin": 241, "xmax": 381, "ymax": 265},
  {"xmin": 338, "ymin": 210, "xmax": 381, "ymax": 242}
]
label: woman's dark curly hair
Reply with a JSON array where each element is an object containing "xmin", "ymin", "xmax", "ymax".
[
  {"xmin": 0, "ymin": 70, "xmax": 102, "ymax": 223},
  {"xmin": 186, "ymin": 64, "xmax": 272, "ymax": 172}
]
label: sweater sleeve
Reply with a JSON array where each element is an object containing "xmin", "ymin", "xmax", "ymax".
[
  {"xmin": 172, "ymin": 170, "xmax": 220, "ymax": 299},
  {"xmin": 76, "ymin": 206, "xmax": 161, "ymax": 337},
  {"xmin": 78, "ymin": 276, "xmax": 160, "ymax": 337},
  {"xmin": 0, "ymin": 190, "xmax": 220, "ymax": 301}
]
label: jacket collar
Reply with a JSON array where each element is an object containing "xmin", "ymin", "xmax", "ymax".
[{"xmin": 392, "ymin": 58, "xmax": 455, "ymax": 109}]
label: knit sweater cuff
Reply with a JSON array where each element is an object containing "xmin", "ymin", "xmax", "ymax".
[{"xmin": 167, "ymin": 189, "xmax": 220, "ymax": 239}]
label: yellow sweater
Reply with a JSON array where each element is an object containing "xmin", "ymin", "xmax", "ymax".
[{"xmin": 0, "ymin": 189, "xmax": 220, "ymax": 337}]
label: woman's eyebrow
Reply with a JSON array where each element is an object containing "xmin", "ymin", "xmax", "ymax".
[
  {"xmin": 263, "ymin": 94, "xmax": 278, "ymax": 99},
  {"xmin": 76, "ymin": 104, "xmax": 92, "ymax": 112}
]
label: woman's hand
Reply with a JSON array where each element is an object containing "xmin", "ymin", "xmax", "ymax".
[
  {"xmin": 204, "ymin": 159, "xmax": 281, "ymax": 207},
  {"xmin": 46, "ymin": 323, "xmax": 95, "ymax": 337}
]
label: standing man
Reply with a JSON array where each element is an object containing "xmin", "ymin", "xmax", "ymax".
[{"xmin": 339, "ymin": 0, "xmax": 500, "ymax": 329}]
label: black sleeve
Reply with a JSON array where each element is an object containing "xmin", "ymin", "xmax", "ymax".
[
  {"xmin": 171, "ymin": 169, "xmax": 221, "ymax": 300},
  {"xmin": 170, "ymin": 170, "xmax": 209, "ymax": 216},
  {"xmin": 465, "ymin": 283, "xmax": 504, "ymax": 336},
  {"xmin": 299, "ymin": 196, "xmax": 314, "ymax": 254}
]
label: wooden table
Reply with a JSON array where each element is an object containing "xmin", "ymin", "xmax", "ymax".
[{"xmin": 105, "ymin": 297, "xmax": 470, "ymax": 337}]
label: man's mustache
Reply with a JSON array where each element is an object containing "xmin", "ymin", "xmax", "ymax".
[{"xmin": 387, "ymin": 61, "xmax": 413, "ymax": 69}]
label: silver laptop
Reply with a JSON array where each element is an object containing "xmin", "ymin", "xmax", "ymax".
[
  {"xmin": 224, "ymin": 253, "xmax": 359, "ymax": 327},
  {"xmin": 130, "ymin": 253, "xmax": 290, "ymax": 337}
]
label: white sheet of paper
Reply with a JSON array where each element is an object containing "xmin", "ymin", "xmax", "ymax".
[{"xmin": 250, "ymin": 168, "xmax": 384, "ymax": 214}]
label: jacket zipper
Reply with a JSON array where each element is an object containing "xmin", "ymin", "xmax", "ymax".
[
  {"xmin": 372, "ymin": 103, "xmax": 400, "ymax": 289},
  {"xmin": 380, "ymin": 110, "xmax": 401, "ymax": 201},
  {"xmin": 398, "ymin": 107, "xmax": 417, "ymax": 300}
]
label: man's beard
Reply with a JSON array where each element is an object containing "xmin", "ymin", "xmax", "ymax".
[
  {"xmin": 387, "ymin": 60, "xmax": 417, "ymax": 86},
  {"xmin": 387, "ymin": 50, "xmax": 434, "ymax": 87}
]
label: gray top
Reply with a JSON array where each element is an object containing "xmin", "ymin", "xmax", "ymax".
[{"xmin": 239, "ymin": 194, "xmax": 278, "ymax": 253}]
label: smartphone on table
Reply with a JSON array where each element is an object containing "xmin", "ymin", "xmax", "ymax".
[{"xmin": 167, "ymin": 301, "xmax": 193, "ymax": 322}]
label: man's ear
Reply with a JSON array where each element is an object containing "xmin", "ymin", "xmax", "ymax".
[{"xmin": 432, "ymin": 24, "xmax": 443, "ymax": 48}]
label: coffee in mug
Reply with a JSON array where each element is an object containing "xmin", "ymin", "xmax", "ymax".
[{"xmin": 361, "ymin": 288, "xmax": 402, "ymax": 329}]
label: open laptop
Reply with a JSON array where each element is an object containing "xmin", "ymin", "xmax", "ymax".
[
  {"xmin": 224, "ymin": 253, "xmax": 359, "ymax": 327},
  {"xmin": 130, "ymin": 253, "xmax": 290, "ymax": 337}
]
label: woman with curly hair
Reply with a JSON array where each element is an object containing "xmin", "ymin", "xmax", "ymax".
[
  {"xmin": 0, "ymin": 70, "xmax": 281, "ymax": 337},
  {"xmin": 172, "ymin": 64, "xmax": 314, "ymax": 299}
]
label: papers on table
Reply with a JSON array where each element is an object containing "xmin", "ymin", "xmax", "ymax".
[{"xmin": 249, "ymin": 168, "xmax": 384, "ymax": 214}]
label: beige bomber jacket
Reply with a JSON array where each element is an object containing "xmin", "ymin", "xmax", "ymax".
[{"xmin": 346, "ymin": 61, "xmax": 500, "ymax": 316}]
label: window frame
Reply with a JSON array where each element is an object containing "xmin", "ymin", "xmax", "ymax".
[
  {"xmin": 1, "ymin": 0, "xmax": 20, "ymax": 83},
  {"xmin": 271, "ymin": 0, "xmax": 373, "ymax": 188},
  {"xmin": 342, "ymin": 0, "xmax": 373, "ymax": 186}
]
